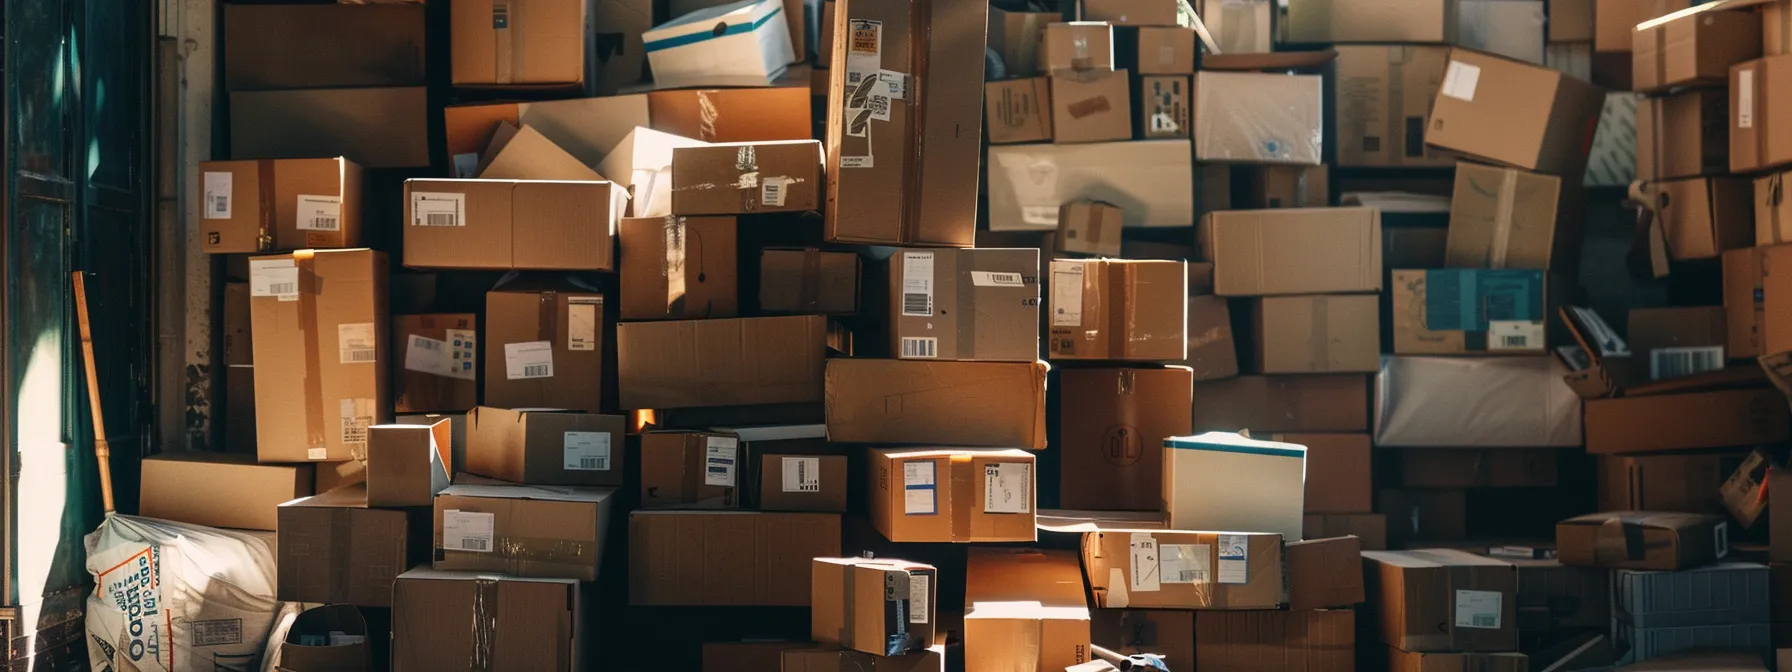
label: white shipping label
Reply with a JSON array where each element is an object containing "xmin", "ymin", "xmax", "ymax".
[
  {"xmin": 908, "ymin": 573, "xmax": 930, "ymax": 624},
  {"xmin": 296, "ymin": 195, "xmax": 343, "ymax": 232},
  {"xmin": 1161, "ymin": 544, "xmax": 1209, "ymax": 584},
  {"xmin": 1051, "ymin": 262, "xmax": 1086, "ymax": 327},
  {"xmin": 903, "ymin": 461, "xmax": 937, "ymax": 515},
  {"xmin": 1487, "ymin": 320, "xmax": 1544, "ymax": 352},
  {"xmin": 567, "ymin": 303, "xmax": 598, "ymax": 351},
  {"xmin": 563, "ymin": 431, "xmax": 612, "ymax": 471},
  {"xmin": 445, "ymin": 328, "xmax": 477, "ymax": 380},
  {"xmin": 1022, "ymin": 205, "xmax": 1058, "ymax": 226},
  {"xmin": 899, "ymin": 337, "xmax": 938, "ymax": 359},
  {"xmin": 338, "ymin": 323, "xmax": 377, "ymax": 364},
  {"xmin": 845, "ymin": 19, "xmax": 883, "ymax": 85},
  {"xmin": 901, "ymin": 252, "xmax": 935, "ymax": 316},
  {"xmin": 411, "ymin": 192, "xmax": 466, "ymax": 227},
  {"xmin": 970, "ymin": 271, "xmax": 1025, "ymax": 287},
  {"xmin": 249, "ymin": 259, "xmax": 300, "ymax": 301},
  {"xmin": 204, "ymin": 172, "xmax": 234, "ymax": 219},
  {"xmin": 1650, "ymin": 346, "xmax": 1726, "ymax": 381},
  {"xmin": 442, "ymin": 510, "xmax": 496, "ymax": 553},
  {"xmin": 1216, "ymin": 534, "xmax": 1249, "ymax": 585},
  {"xmin": 1740, "ymin": 70, "xmax": 1756, "ymax": 129},
  {"xmin": 705, "ymin": 437, "xmax": 738, "ymax": 487},
  {"xmin": 404, "ymin": 335, "xmax": 453, "ymax": 376},
  {"xmin": 1454, "ymin": 590, "xmax": 1503, "ymax": 629},
  {"xmin": 340, "ymin": 397, "xmax": 374, "ymax": 450},
  {"xmin": 983, "ymin": 462, "xmax": 1031, "ymax": 514},
  {"xmin": 840, "ymin": 155, "xmax": 874, "ymax": 169},
  {"xmin": 451, "ymin": 153, "xmax": 480, "ymax": 179},
  {"xmin": 761, "ymin": 177, "xmax": 790, "ymax": 207},
  {"xmin": 1716, "ymin": 521, "xmax": 1730, "ymax": 557},
  {"xmin": 1441, "ymin": 61, "xmax": 1481, "ymax": 101},
  {"xmin": 781, "ymin": 457, "xmax": 821, "ymax": 493},
  {"xmin": 880, "ymin": 70, "xmax": 907, "ymax": 99},
  {"xmin": 1129, "ymin": 532, "xmax": 1161, "ymax": 592},
  {"xmin": 307, "ymin": 447, "xmax": 328, "ymax": 461},
  {"xmin": 503, "ymin": 341, "xmax": 555, "ymax": 380}
]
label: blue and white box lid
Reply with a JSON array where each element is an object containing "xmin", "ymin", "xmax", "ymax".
[
  {"xmin": 645, "ymin": 0, "xmax": 795, "ymax": 89},
  {"xmin": 1164, "ymin": 431, "xmax": 1307, "ymax": 459}
]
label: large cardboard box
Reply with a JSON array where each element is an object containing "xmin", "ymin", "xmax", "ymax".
[
  {"xmin": 1551, "ymin": 0, "xmax": 1595, "ymax": 42},
  {"xmin": 884, "ymin": 248, "xmax": 1040, "ymax": 362},
  {"xmin": 1163, "ymin": 433, "xmax": 1306, "ymax": 540},
  {"xmin": 139, "ymin": 453, "xmax": 313, "ymax": 531},
  {"xmin": 760, "ymin": 247, "xmax": 861, "ymax": 315},
  {"xmin": 1304, "ymin": 513, "xmax": 1388, "ymax": 550},
  {"xmin": 628, "ymin": 511, "xmax": 841, "ymax": 605},
  {"xmin": 1082, "ymin": 529, "xmax": 1284, "ymax": 609},
  {"xmin": 1759, "ymin": 173, "xmax": 1792, "ymax": 245},
  {"xmin": 1402, "ymin": 449, "xmax": 1557, "ymax": 488},
  {"xmin": 1654, "ymin": 177, "xmax": 1753, "ymax": 260},
  {"xmin": 229, "ymin": 87, "xmax": 428, "ymax": 169},
  {"xmin": 1194, "ymin": 72, "xmax": 1323, "ymax": 165},
  {"xmin": 1633, "ymin": 4, "xmax": 1762, "ymax": 93},
  {"xmin": 365, "ymin": 421, "xmax": 451, "ymax": 508},
  {"xmin": 1732, "ymin": 55, "xmax": 1792, "ymax": 173},
  {"xmin": 867, "ymin": 448, "xmax": 1037, "ymax": 543},
  {"xmin": 1041, "ymin": 22, "xmax": 1117, "ymax": 73},
  {"xmin": 1051, "ymin": 70, "xmax": 1133, "ymax": 144},
  {"xmin": 964, "ymin": 549, "xmax": 1092, "ymax": 670},
  {"xmin": 1425, "ymin": 49, "xmax": 1606, "ymax": 175},
  {"xmin": 1193, "ymin": 374, "xmax": 1370, "ymax": 433},
  {"xmin": 1446, "ymin": 162, "xmax": 1572, "ymax": 269},
  {"xmin": 1335, "ymin": 45, "xmax": 1453, "ymax": 168},
  {"xmin": 451, "ymin": 0, "xmax": 595, "ymax": 87},
  {"xmin": 811, "ymin": 558, "xmax": 938, "ymax": 656},
  {"xmin": 1599, "ymin": 451, "xmax": 1746, "ymax": 514},
  {"xmin": 484, "ymin": 286, "xmax": 607, "ymax": 413},
  {"xmin": 640, "ymin": 430, "xmax": 746, "ymax": 509},
  {"xmin": 751, "ymin": 426, "xmax": 847, "ymax": 512},
  {"xmin": 1375, "ymin": 355, "xmax": 1582, "ymax": 448},
  {"xmin": 1391, "ymin": 269, "xmax": 1548, "ymax": 355},
  {"xmin": 1092, "ymin": 611, "xmax": 1193, "ymax": 672},
  {"xmin": 249, "ymin": 249, "xmax": 389, "ymax": 463},
  {"xmin": 1048, "ymin": 259, "xmax": 1187, "ymax": 361},
  {"xmin": 1287, "ymin": 536, "xmax": 1368, "ymax": 609},
  {"xmin": 199, "ymin": 158, "xmax": 364, "ymax": 254},
  {"xmin": 825, "ymin": 359, "xmax": 1047, "ymax": 448},
  {"xmin": 446, "ymin": 96, "xmax": 652, "ymax": 175},
  {"xmin": 223, "ymin": 4, "xmax": 425, "ymax": 90},
  {"xmin": 670, "ymin": 141, "xmax": 823, "ymax": 215},
  {"xmin": 988, "ymin": 140, "xmax": 1195, "ymax": 230},
  {"xmin": 1557, "ymin": 511, "xmax": 1729, "ymax": 570},
  {"xmin": 1363, "ymin": 549, "xmax": 1519, "ymax": 652},
  {"xmin": 1137, "ymin": 27, "xmax": 1198, "ymax": 74},
  {"xmin": 278, "ymin": 484, "xmax": 428, "ymax": 607},
  {"xmin": 1637, "ymin": 87, "xmax": 1731, "ymax": 181},
  {"xmin": 1182, "ymin": 295, "xmax": 1239, "ymax": 381},
  {"xmin": 433, "ymin": 482, "xmax": 615, "ymax": 581},
  {"xmin": 1194, "ymin": 610, "xmax": 1356, "ymax": 670},
  {"xmin": 1284, "ymin": 0, "xmax": 1457, "ymax": 43},
  {"xmin": 619, "ymin": 216, "xmax": 739, "ymax": 320},
  {"xmin": 1278, "ymin": 433, "xmax": 1372, "ymax": 513},
  {"xmin": 619, "ymin": 314, "xmax": 830, "ymax": 410},
  {"xmin": 989, "ymin": 8, "xmax": 1056, "ymax": 78},
  {"xmin": 650, "ymin": 86, "xmax": 813, "ymax": 143},
  {"xmin": 1202, "ymin": 207, "xmax": 1383, "ymax": 296},
  {"xmin": 403, "ymin": 179, "xmax": 626, "ymax": 271},
  {"xmin": 393, "ymin": 313, "xmax": 477, "ymax": 413},
  {"xmin": 1059, "ymin": 367, "xmax": 1193, "ymax": 511},
  {"xmin": 391, "ymin": 568, "xmax": 585, "ymax": 672},
  {"xmin": 1585, "ymin": 388, "xmax": 1790, "ymax": 454},
  {"xmin": 1255, "ymin": 294, "xmax": 1381, "ymax": 373},
  {"xmin": 465, "ymin": 407, "xmax": 627, "ymax": 487},
  {"xmin": 985, "ymin": 77, "xmax": 1054, "ymax": 145},
  {"xmin": 824, "ymin": 0, "xmax": 986, "ymax": 246}
]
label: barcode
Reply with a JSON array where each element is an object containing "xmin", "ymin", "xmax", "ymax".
[
  {"xmin": 902, "ymin": 292, "xmax": 931, "ymax": 315},
  {"xmin": 1653, "ymin": 347, "xmax": 1724, "ymax": 380},
  {"xmin": 269, "ymin": 282, "xmax": 296, "ymax": 295},
  {"xmin": 427, "ymin": 212, "xmax": 458, "ymax": 226},
  {"xmin": 211, "ymin": 195, "xmax": 228, "ymax": 215},
  {"xmin": 343, "ymin": 422, "xmax": 369, "ymax": 446},
  {"xmin": 1472, "ymin": 614, "xmax": 1496, "ymax": 627},
  {"xmin": 797, "ymin": 461, "xmax": 818, "ymax": 492},
  {"xmin": 311, "ymin": 217, "xmax": 339, "ymax": 231},
  {"xmin": 1500, "ymin": 335, "xmax": 1529, "ymax": 348},
  {"xmin": 523, "ymin": 364, "xmax": 549, "ymax": 377},
  {"xmin": 984, "ymin": 273, "xmax": 1021, "ymax": 284},
  {"xmin": 1177, "ymin": 570, "xmax": 1205, "ymax": 583},
  {"xmin": 901, "ymin": 337, "xmax": 937, "ymax": 359},
  {"xmin": 581, "ymin": 457, "xmax": 609, "ymax": 471},
  {"xmin": 763, "ymin": 182, "xmax": 782, "ymax": 203},
  {"xmin": 460, "ymin": 538, "xmax": 490, "ymax": 551},
  {"xmin": 492, "ymin": 3, "xmax": 508, "ymax": 28},
  {"xmin": 344, "ymin": 349, "xmax": 377, "ymax": 363},
  {"xmin": 415, "ymin": 339, "xmax": 442, "ymax": 352}
]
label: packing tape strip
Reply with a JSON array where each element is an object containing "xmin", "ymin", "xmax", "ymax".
[
  {"xmin": 257, "ymin": 160, "xmax": 276, "ymax": 251},
  {"xmin": 663, "ymin": 216, "xmax": 688, "ymax": 317},
  {"xmin": 1108, "ymin": 263, "xmax": 1131, "ymax": 359},
  {"xmin": 471, "ymin": 576, "xmax": 499, "ymax": 671},
  {"xmin": 1489, "ymin": 169, "xmax": 1518, "ymax": 268},
  {"xmin": 950, "ymin": 455, "xmax": 973, "ymax": 542},
  {"xmin": 1592, "ymin": 517, "xmax": 1648, "ymax": 564},
  {"xmin": 697, "ymin": 90, "xmax": 720, "ymax": 142},
  {"xmin": 1308, "ymin": 296, "xmax": 1330, "ymax": 372},
  {"xmin": 957, "ymin": 254, "xmax": 977, "ymax": 361},
  {"xmin": 297, "ymin": 251, "xmax": 328, "ymax": 459},
  {"xmin": 494, "ymin": 0, "xmax": 514, "ymax": 84},
  {"xmin": 798, "ymin": 248, "xmax": 822, "ymax": 311}
]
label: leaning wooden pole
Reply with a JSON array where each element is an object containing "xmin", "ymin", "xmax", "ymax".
[{"xmin": 73, "ymin": 271, "xmax": 115, "ymax": 514}]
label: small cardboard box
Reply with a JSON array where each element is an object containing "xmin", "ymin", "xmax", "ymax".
[
  {"xmin": 868, "ymin": 448, "xmax": 1037, "ymax": 543},
  {"xmin": 445, "ymin": 95, "xmax": 652, "ymax": 175},
  {"xmin": 669, "ymin": 140, "xmax": 822, "ymax": 215},
  {"xmin": 1654, "ymin": 177, "xmax": 1753, "ymax": 260},
  {"xmin": 392, "ymin": 568, "xmax": 585, "ymax": 671},
  {"xmin": 1137, "ymin": 27, "xmax": 1197, "ymax": 74},
  {"xmin": 199, "ymin": 158, "xmax": 364, "ymax": 254},
  {"xmin": 1633, "ymin": 4, "xmax": 1762, "ymax": 93},
  {"xmin": 451, "ymin": 0, "xmax": 594, "ymax": 87},
  {"xmin": 465, "ymin": 407, "xmax": 627, "ymax": 487},
  {"xmin": 1363, "ymin": 549, "xmax": 1518, "ymax": 652},
  {"xmin": 759, "ymin": 248, "xmax": 861, "ymax": 315},
  {"xmin": 619, "ymin": 215, "xmax": 739, "ymax": 321},
  {"xmin": 628, "ymin": 511, "xmax": 841, "ymax": 605},
  {"xmin": 1402, "ymin": 449, "xmax": 1557, "ymax": 488},
  {"xmin": 618, "ymin": 314, "xmax": 831, "ymax": 410},
  {"xmin": 884, "ymin": 248, "xmax": 1041, "ymax": 362},
  {"xmin": 1193, "ymin": 374, "xmax": 1370, "ymax": 433},
  {"xmin": 393, "ymin": 313, "xmax": 477, "ymax": 413},
  {"xmin": 223, "ymin": 4, "xmax": 425, "ymax": 90},
  {"xmin": 757, "ymin": 450, "xmax": 847, "ymax": 513},
  {"xmin": 1181, "ymin": 295, "xmax": 1239, "ymax": 381},
  {"xmin": 598, "ymin": 126, "xmax": 708, "ymax": 218},
  {"xmin": 811, "ymin": 558, "xmax": 938, "ymax": 656},
  {"xmin": 1391, "ymin": 269, "xmax": 1548, "ymax": 355},
  {"xmin": 365, "ymin": 421, "xmax": 451, "ymax": 508},
  {"xmin": 1335, "ymin": 45, "xmax": 1454, "ymax": 167},
  {"xmin": 1163, "ymin": 433, "xmax": 1306, "ymax": 540},
  {"xmin": 1733, "ymin": 54, "xmax": 1792, "ymax": 172},
  {"xmin": 1058, "ymin": 201, "xmax": 1124, "ymax": 256},
  {"xmin": 1599, "ymin": 451, "xmax": 1747, "ymax": 513},
  {"xmin": 1051, "ymin": 70, "xmax": 1134, "ymax": 144},
  {"xmin": 1719, "ymin": 448, "xmax": 1776, "ymax": 528},
  {"xmin": 990, "ymin": 8, "xmax": 1056, "ymax": 78},
  {"xmin": 1254, "ymin": 294, "xmax": 1381, "ymax": 373},
  {"xmin": 1194, "ymin": 72, "xmax": 1323, "ymax": 165},
  {"xmin": 1139, "ymin": 75, "xmax": 1190, "ymax": 140},
  {"xmin": 644, "ymin": 0, "xmax": 795, "ymax": 89},
  {"xmin": 1048, "ymin": 259, "xmax": 1187, "ymax": 361},
  {"xmin": 640, "ymin": 430, "xmax": 745, "ymax": 510},
  {"xmin": 1285, "ymin": 0, "xmax": 1457, "ymax": 43},
  {"xmin": 277, "ymin": 484, "xmax": 428, "ymax": 607},
  {"xmin": 985, "ymin": 78, "xmax": 1054, "ymax": 145},
  {"xmin": 1202, "ymin": 207, "xmax": 1383, "ymax": 296},
  {"xmin": 1195, "ymin": 610, "xmax": 1356, "ymax": 670},
  {"xmin": 1556, "ymin": 511, "xmax": 1729, "ymax": 570},
  {"xmin": 1584, "ymin": 388, "xmax": 1790, "ymax": 454},
  {"xmin": 139, "ymin": 453, "xmax": 313, "ymax": 531},
  {"xmin": 1278, "ymin": 433, "xmax": 1372, "ymax": 513},
  {"xmin": 402, "ymin": 179, "xmax": 626, "ymax": 271},
  {"xmin": 1446, "ymin": 162, "xmax": 1571, "ymax": 269},
  {"xmin": 484, "ymin": 286, "xmax": 606, "ymax": 413},
  {"xmin": 1757, "ymin": 172, "xmax": 1792, "ymax": 245},
  {"xmin": 1304, "ymin": 513, "xmax": 1388, "ymax": 550},
  {"xmin": 229, "ymin": 87, "xmax": 429, "ymax": 169},
  {"xmin": 433, "ymin": 482, "xmax": 615, "ymax": 581},
  {"xmin": 1041, "ymin": 22, "xmax": 1115, "ymax": 73},
  {"xmin": 1083, "ymin": 529, "xmax": 1284, "ymax": 609},
  {"xmin": 1058, "ymin": 367, "xmax": 1193, "ymax": 511},
  {"xmin": 1638, "ymin": 90, "xmax": 1731, "ymax": 181},
  {"xmin": 1425, "ymin": 49, "xmax": 1606, "ymax": 175},
  {"xmin": 1287, "ymin": 536, "xmax": 1367, "ymax": 609}
]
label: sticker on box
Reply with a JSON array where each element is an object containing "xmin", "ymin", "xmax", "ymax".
[
  {"xmin": 204, "ymin": 172, "xmax": 233, "ymax": 220},
  {"xmin": 908, "ymin": 572, "xmax": 930, "ymax": 624},
  {"xmin": 705, "ymin": 436, "xmax": 738, "ymax": 487},
  {"xmin": 1161, "ymin": 544, "xmax": 1209, "ymax": 584},
  {"xmin": 1217, "ymin": 534, "xmax": 1249, "ymax": 584},
  {"xmin": 340, "ymin": 398, "xmax": 373, "ymax": 450},
  {"xmin": 903, "ymin": 461, "xmax": 936, "ymax": 515},
  {"xmin": 983, "ymin": 462, "xmax": 1031, "ymax": 514},
  {"xmin": 249, "ymin": 259, "xmax": 299, "ymax": 301},
  {"xmin": 567, "ymin": 301, "xmax": 598, "ymax": 351},
  {"xmin": 1129, "ymin": 532, "xmax": 1160, "ymax": 592},
  {"xmin": 1442, "ymin": 61, "xmax": 1481, "ymax": 102},
  {"xmin": 563, "ymin": 431, "xmax": 611, "ymax": 471},
  {"xmin": 1454, "ymin": 589, "xmax": 1502, "ymax": 629},
  {"xmin": 411, "ymin": 192, "xmax": 466, "ymax": 227},
  {"xmin": 782, "ymin": 457, "xmax": 821, "ymax": 493},
  {"xmin": 445, "ymin": 328, "xmax": 477, "ymax": 381},
  {"xmin": 901, "ymin": 252, "xmax": 935, "ymax": 316},
  {"xmin": 1051, "ymin": 262, "xmax": 1085, "ymax": 327},
  {"xmin": 405, "ymin": 335, "xmax": 453, "ymax": 376},
  {"xmin": 503, "ymin": 341, "xmax": 554, "ymax": 380},
  {"xmin": 338, "ymin": 323, "xmax": 377, "ymax": 364},
  {"xmin": 442, "ymin": 510, "xmax": 495, "ymax": 553},
  {"xmin": 296, "ymin": 195, "xmax": 342, "ymax": 232},
  {"xmin": 970, "ymin": 271, "xmax": 1025, "ymax": 287}
]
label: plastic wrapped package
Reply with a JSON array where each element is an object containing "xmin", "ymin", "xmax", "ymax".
[
  {"xmin": 1193, "ymin": 72, "xmax": 1322, "ymax": 165},
  {"xmin": 1373, "ymin": 356, "xmax": 1582, "ymax": 447},
  {"xmin": 986, "ymin": 141, "xmax": 1195, "ymax": 230},
  {"xmin": 1201, "ymin": 0, "xmax": 1272, "ymax": 54},
  {"xmin": 1457, "ymin": 0, "xmax": 1546, "ymax": 64}
]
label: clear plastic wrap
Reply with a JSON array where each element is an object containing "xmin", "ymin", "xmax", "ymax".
[
  {"xmin": 1194, "ymin": 71, "xmax": 1323, "ymax": 165},
  {"xmin": 1373, "ymin": 355, "xmax": 1583, "ymax": 447},
  {"xmin": 1456, "ymin": 0, "xmax": 1546, "ymax": 64}
]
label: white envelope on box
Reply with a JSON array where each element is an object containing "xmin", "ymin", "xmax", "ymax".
[
  {"xmin": 1374, "ymin": 355, "xmax": 1583, "ymax": 448},
  {"xmin": 645, "ymin": 0, "xmax": 795, "ymax": 89}
]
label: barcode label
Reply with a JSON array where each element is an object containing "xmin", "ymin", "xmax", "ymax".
[
  {"xmin": 268, "ymin": 281, "xmax": 296, "ymax": 295},
  {"xmin": 563, "ymin": 431, "xmax": 612, "ymax": 472},
  {"xmin": 761, "ymin": 177, "xmax": 789, "ymax": 207},
  {"xmin": 1501, "ymin": 336, "xmax": 1528, "ymax": 348},
  {"xmin": 504, "ymin": 341, "xmax": 554, "ymax": 380},
  {"xmin": 1051, "ymin": 261, "xmax": 1086, "ymax": 327},
  {"xmin": 900, "ymin": 337, "xmax": 937, "ymax": 359},
  {"xmin": 340, "ymin": 398, "xmax": 373, "ymax": 448},
  {"xmin": 442, "ymin": 510, "xmax": 495, "ymax": 554},
  {"xmin": 970, "ymin": 271, "xmax": 1025, "ymax": 287},
  {"xmin": 1488, "ymin": 320, "xmax": 1544, "ymax": 352},
  {"xmin": 901, "ymin": 252, "xmax": 934, "ymax": 316},
  {"xmin": 782, "ymin": 457, "xmax": 822, "ymax": 493},
  {"xmin": 1454, "ymin": 589, "xmax": 1503, "ymax": 629},
  {"xmin": 1129, "ymin": 533, "xmax": 1160, "ymax": 592},
  {"xmin": 705, "ymin": 437, "xmax": 738, "ymax": 487},
  {"xmin": 296, "ymin": 195, "xmax": 342, "ymax": 232},
  {"xmin": 1161, "ymin": 543, "xmax": 1208, "ymax": 584},
  {"xmin": 1651, "ymin": 346, "xmax": 1725, "ymax": 380},
  {"xmin": 338, "ymin": 323, "xmax": 377, "ymax": 365},
  {"xmin": 203, "ymin": 172, "xmax": 232, "ymax": 219},
  {"xmin": 249, "ymin": 259, "xmax": 300, "ymax": 301},
  {"xmin": 1473, "ymin": 614, "xmax": 1497, "ymax": 627},
  {"xmin": 411, "ymin": 192, "xmax": 466, "ymax": 227},
  {"xmin": 983, "ymin": 462, "xmax": 1031, "ymax": 514}
]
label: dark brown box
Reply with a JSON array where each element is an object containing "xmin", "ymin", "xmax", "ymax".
[
  {"xmin": 619, "ymin": 216, "xmax": 739, "ymax": 321},
  {"xmin": 628, "ymin": 511, "xmax": 842, "ymax": 606},
  {"xmin": 825, "ymin": 359, "xmax": 1048, "ymax": 449},
  {"xmin": 1556, "ymin": 511, "xmax": 1729, "ymax": 570},
  {"xmin": 760, "ymin": 248, "xmax": 861, "ymax": 315},
  {"xmin": 1058, "ymin": 367, "xmax": 1193, "ymax": 511},
  {"xmin": 1278, "ymin": 433, "xmax": 1372, "ymax": 513},
  {"xmin": 277, "ymin": 484, "xmax": 428, "ymax": 607},
  {"xmin": 393, "ymin": 313, "xmax": 478, "ymax": 413},
  {"xmin": 1362, "ymin": 549, "xmax": 1518, "ymax": 653}
]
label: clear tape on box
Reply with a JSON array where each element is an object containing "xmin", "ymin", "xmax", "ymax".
[
  {"xmin": 1194, "ymin": 72, "xmax": 1323, "ymax": 165},
  {"xmin": 1374, "ymin": 355, "xmax": 1583, "ymax": 447}
]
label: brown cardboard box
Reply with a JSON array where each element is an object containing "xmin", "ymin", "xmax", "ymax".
[
  {"xmin": 990, "ymin": 8, "xmax": 1057, "ymax": 78},
  {"xmin": 229, "ymin": 87, "xmax": 429, "ymax": 168},
  {"xmin": 1402, "ymin": 449, "xmax": 1558, "ymax": 488},
  {"xmin": 757, "ymin": 450, "xmax": 848, "ymax": 512},
  {"xmin": 640, "ymin": 430, "xmax": 745, "ymax": 509},
  {"xmin": 278, "ymin": 604, "xmax": 371, "ymax": 672},
  {"xmin": 1719, "ymin": 448, "xmax": 1776, "ymax": 528},
  {"xmin": 465, "ymin": 407, "xmax": 627, "ymax": 487},
  {"xmin": 1051, "ymin": 70, "xmax": 1133, "ymax": 144},
  {"xmin": 392, "ymin": 568, "xmax": 585, "ymax": 672},
  {"xmin": 827, "ymin": 359, "xmax": 1046, "ymax": 448},
  {"xmin": 1772, "ymin": 1, "xmax": 1792, "ymax": 57},
  {"xmin": 963, "ymin": 548, "xmax": 1092, "ymax": 670},
  {"xmin": 445, "ymin": 96, "xmax": 652, "ymax": 175},
  {"xmin": 824, "ymin": 0, "xmax": 984, "ymax": 247},
  {"xmin": 434, "ymin": 482, "xmax": 614, "ymax": 581},
  {"xmin": 1059, "ymin": 201, "xmax": 1125, "ymax": 256},
  {"xmin": 1585, "ymin": 388, "xmax": 1790, "ymax": 454},
  {"xmin": 1287, "ymin": 536, "xmax": 1367, "ymax": 610},
  {"xmin": 811, "ymin": 558, "xmax": 938, "ymax": 656},
  {"xmin": 1759, "ymin": 173, "xmax": 1792, "ymax": 245},
  {"xmin": 1556, "ymin": 511, "xmax": 1728, "ymax": 570},
  {"xmin": 985, "ymin": 78, "xmax": 1054, "ymax": 145},
  {"xmin": 200, "ymin": 158, "xmax": 364, "ymax": 253},
  {"xmin": 1550, "ymin": 0, "xmax": 1595, "ymax": 42},
  {"xmin": 1304, "ymin": 513, "xmax": 1388, "ymax": 550},
  {"xmin": 1655, "ymin": 177, "xmax": 1753, "ymax": 260},
  {"xmin": 1380, "ymin": 489, "xmax": 1470, "ymax": 543},
  {"xmin": 484, "ymin": 286, "xmax": 607, "ymax": 413},
  {"xmin": 1335, "ymin": 45, "xmax": 1453, "ymax": 168},
  {"xmin": 1638, "ymin": 89, "xmax": 1730, "ymax": 180},
  {"xmin": 1182, "ymin": 295, "xmax": 1239, "ymax": 381},
  {"xmin": 619, "ymin": 215, "xmax": 739, "ymax": 320},
  {"xmin": 1445, "ymin": 162, "xmax": 1570, "ymax": 269},
  {"xmin": 1599, "ymin": 451, "xmax": 1746, "ymax": 514},
  {"xmin": 1194, "ymin": 72, "xmax": 1324, "ymax": 164},
  {"xmin": 1629, "ymin": 306, "xmax": 1727, "ymax": 378},
  {"xmin": 402, "ymin": 179, "xmax": 626, "ymax": 270},
  {"xmin": 1773, "ymin": 467, "xmax": 1792, "ymax": 562},
  {"xmin": 1731, "ymin": 55, "xmax": 1792, "ymax": 173},
  {"xmin": 451, "ymin": 0, "xmax": 591, "ymax": 87},
  {"xmin": 1193, "ymin": 374, "xmax": 1370, "ymax": 432},
  {"xmin": 365, "ymin": 421, "xmax": 451, "ymax": 508},
  {"xmin": 1246, "ymin": 165, "xmax": 1330, "ymax": 208},
  {"xmin": 1084, "ymin": 0, "xmax": 1192, "ymax": 25},
  {"xmin": 1277, "ymin": 433, "xmax": 1372, "ymax": 513},
  {"xmin": 1509, "ymin": 558, "xmax": 1609, "ymax": 632},
  {"xmin": 223, "ymin": 4, "xmax": 425, "ymax": 90},
  {"xmin": 1425, "ymin": 49, "xmax": 1606, "ymax": 175},
  {"xmin": 278, "ymin": 484, "xmax": 428, "ymax": 607},
  {"xmin": 1091, "ymin": 611, "xmax": 1193, "ymax": 672},
  {"xmin": 619, "ymin": 315, "xmax": 830, "ymax": 410},
  {"xmin": 1048, "ymin": 259, "xmax": 1187, "ymax": 361},
  {"xmin": 1194, "ymin": 610, "xmax": 1356, "ymax": 670},
  {"xmin": 1596, "ymin": 0, "xmax": 1689, "ymax": 53},
  {"xmin": 670, "ymin": 141, "xmax": 823, "ymax": 215},
  {"xmin": 393, "ymin": 313, "xmax": 477, "ymax": 413},
  {"xmin": 987, "ymin": 140, "xmax": 1198, "ymax": 229},
  {"xmin": 139, "ymin": 453, "xmax": 313, "ymax": 531},
  {"xmin": 1391, "ymin": 269, "xmax": 1548, "ymax": 355},
  {"xmin": 1284, "ymin": 0, "xmax": 1456, "ymax": 43},
  {"xmin": 1139, "ymin": 75, "xmax": 1190, "ymax": 140},
  {"xmin": 1041, "ymin": 22, "xmax": 1116, "ymax": 73},
  {"xmin": 1254, "ymin": 294, "xmax": 1381, "ymax": 373},
  {"xmin": 629, "ymin": 511, "xmax": 840, "ymax": 605},
  {"xmin": 885, "ymin": 248, "xmax": 1040, "ymax": 362},
  {"xmin": 1059, "ymin": 367, "xmax": 1193, "ymax": 511},
  {"xmin": 650, "ymin": 86, "xmax": 813, "ymax": 144},
  {"xmin": 1388, "ymin": 650, "xmax": 1529, "ymax": 672},
  {"xmin": 702, "ymin": 641, "xmax": 810, "ymax": 672},
  {"xmin": 782, "ymin": 648, "xmax": 944, "ymax": 671},
  {"xmin": 1363, "ymin": 549, "xmax": 1518, "ymax": 652},
  {"xmin": 1137, "ymin": 27, "xmax": 1197, "ymax": 74},
  {"xmin": 1770, "ymin": 244, "xmax": 1792, "ymax": 355},
  {"xmin": 1202, "ymin": 207, "xmax": 1382, "ymax": 296},
  {"xmin": 1083, "ymin": 529, "xmax": 1284, "ymax": 608},
  {"xmin": 249, "ymin": 249, "xmax": 389, "ymax": 463},
  {"xmin": 867, "ymin": 448, "xmax": 1037, "ymax": 543},
  {"xmin": 478, "ymin": 125, "xmax": 605, "ymax": 182},
  {"xmin": 1633, "ymin": 5, "xmax": 1762, "ymax": 93},
  {"xmin": 759, "ymin": 248, "xmax": 861, "ymax": 315}
]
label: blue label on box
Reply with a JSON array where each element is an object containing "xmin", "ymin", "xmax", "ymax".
[{"xmin": 1423, "ymin": 269, "xmax": 1543, "ymax": 332}]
